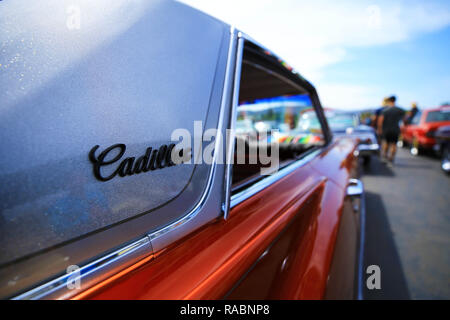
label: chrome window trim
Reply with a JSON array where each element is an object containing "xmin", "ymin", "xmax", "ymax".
[
  {"xmin": 13, "ymin": 236, "xmax": 151, "ymax": 300},
  {"xmin": 357, "ymin": 143, "xmax": 380, "ymax": 152},
  {"xmin": 230, "ymin": 149, "xmax": 321, "ymax": 209},
  {"xmin": 225, "ymin": 32, "xmax": 327, "ymax": 211},
  {"xmin": 149, "ymin": 26, "xmax": 238, "ymax": 242},
  {"xmin": 222, "ymin": 34, "xmax": 244, "ymax": 219}
]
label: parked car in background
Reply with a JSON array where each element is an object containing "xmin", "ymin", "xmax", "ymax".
[
  {"xmin": 400, "ymin": 105, "xmax": 450, "ymax": 155},
  {"xmin": 435, "ymin": 125, "xmax": 450, "ymax": 174},
  {"xmin": 1, "ymin": 0, "xmax": 365, "ymax": 300},
  {"xmin": 325, "ymin": 110, "xmax": 379, "ymax": 166},
  {"xmin": 294, "ymin": 109, "xmax": 379, "ymax": 166}
]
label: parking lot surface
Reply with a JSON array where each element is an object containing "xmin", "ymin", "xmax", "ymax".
[{"xmin": 362, "ymin": 148, "xmax": 450, "ymax": 299}]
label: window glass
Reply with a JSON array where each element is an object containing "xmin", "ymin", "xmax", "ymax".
[
  {"xmin": 322, "ymin": 111, "xmax": 358, "ymax": 132},
  {"xmin": 232, "ymin": 57, "xmax": 325, "ymax": 191},
  {"xmin": 426, "ymin": 110, "xmax": 450, "ymax": 122}
]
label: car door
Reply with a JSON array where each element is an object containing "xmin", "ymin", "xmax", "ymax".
[{"xmin": 76, "ymin": 34, "xmax": 361, "ymax": 300}]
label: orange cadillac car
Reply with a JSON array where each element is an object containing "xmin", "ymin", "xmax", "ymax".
[{"xmin": 1, "ymin": 1, "xmax": 365, "ymax": 300}]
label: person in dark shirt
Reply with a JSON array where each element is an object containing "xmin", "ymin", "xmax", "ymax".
[
  {"xmin": 377, "ymin": 95, "xmax": 406, "ymax": 165},
  {"xmin": 405, "ymin": 102, "xmax": 419, "ymax": 124}
]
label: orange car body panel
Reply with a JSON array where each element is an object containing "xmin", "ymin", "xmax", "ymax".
[{"xmin": 72, "ymin": 138, "xmax": 357, "ymax": 300}]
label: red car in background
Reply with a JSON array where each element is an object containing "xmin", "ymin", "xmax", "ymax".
[{"xmin": 400, "ymin": 105, "xmax": 450, "ymax": 155}]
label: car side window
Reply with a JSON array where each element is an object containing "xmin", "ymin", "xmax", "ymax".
[
  {"xmin": 231, "ymin": 45, "xmax": 326, "ymax": 192},
  {"xmin": 411, "ymin": 111, "xmax": 422, "ymax": 125}
]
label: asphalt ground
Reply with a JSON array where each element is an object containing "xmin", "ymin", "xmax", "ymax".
[{"xmin": 361, "ymin": 147, "xmax": 450, "ymax": 299}]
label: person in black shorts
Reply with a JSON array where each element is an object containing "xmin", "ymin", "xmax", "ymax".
[{"xmin": 377, "ymin": 96, "xmax": 406, "ymax": 165}]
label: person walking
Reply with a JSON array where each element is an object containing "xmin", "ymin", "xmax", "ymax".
[
  {"xmin": 372, "ymin": 97, "xmax": 388, "ymax": 139},
  {"xmin": 377, "ymin": 95, "xmax": 406, "ymax": 165}
]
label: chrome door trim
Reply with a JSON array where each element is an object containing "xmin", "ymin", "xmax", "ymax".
[
  {"xmin": 346, "ymin": 179, "xmax": 364, "ymax": 197},
  {"xmin": 344, "ymin": 178, "xmax": 366, "ymax": 300},
  {"xmin": 13, "ymin": 236, "xmax": 152, "ymax": 300},
  {"xmin": 356, "ymin": 187, "xmax": 366, "ymax": 300}
]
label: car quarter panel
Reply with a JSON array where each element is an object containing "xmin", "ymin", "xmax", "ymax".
[{"xmin": 0, "ymin": 0, "xmax": 230, "ymax": 299}]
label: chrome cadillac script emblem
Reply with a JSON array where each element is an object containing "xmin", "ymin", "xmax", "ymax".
[{"xmin": 89, "ymin": 143, "xmax": 190, "ymax": 182}]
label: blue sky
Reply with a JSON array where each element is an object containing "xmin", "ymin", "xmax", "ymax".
[
  {"xmin": 323, "ymin": 25, "xmax": 450, "ymax": 109},
  {"xmin": 181, "ymin": 0, "xmax": 450, "ymax": 110}
]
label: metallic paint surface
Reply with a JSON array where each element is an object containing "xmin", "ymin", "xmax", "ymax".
[
  {"xmin": 0, "ymin": 0, "xmax": 226, "ymax": 265},
  {"xmin": 0, "ymin": 1, "xmax": 230, "ymax": 299}
]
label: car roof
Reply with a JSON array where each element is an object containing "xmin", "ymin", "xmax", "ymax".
[{"xmin": 423, "ymin": 105, "xmax": 450, "ymax": 113}]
